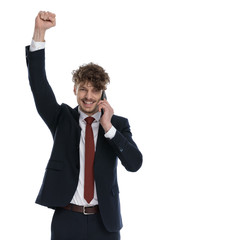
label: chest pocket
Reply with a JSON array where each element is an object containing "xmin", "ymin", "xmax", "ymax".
[{"xmin": 46, "ymin": 160, "xmax": 63, "ymax": 171}]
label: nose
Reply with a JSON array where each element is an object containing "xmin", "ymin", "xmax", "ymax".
[{"xmin": 85, "ymin": 90, "xmax": 92, "ymax": 99}]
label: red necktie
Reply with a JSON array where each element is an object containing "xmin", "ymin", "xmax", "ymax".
[{"xmin": 84, "ymin": 117, "xmax": 95, "ymax": 203}]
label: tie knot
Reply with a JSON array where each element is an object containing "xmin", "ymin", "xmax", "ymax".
[{"xmin": 85, "ymin": 117, "xmax": 95, "ymax": 125}]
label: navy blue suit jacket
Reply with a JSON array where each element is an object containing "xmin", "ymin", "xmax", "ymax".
[{"xmin": 25, "ymin": 46, "xmax": 143, "ymax": 232}]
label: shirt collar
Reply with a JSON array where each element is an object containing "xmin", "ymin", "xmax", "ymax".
[{"xmin": 78, "ymin": 106, "xmax": 101, "ymax": 122}]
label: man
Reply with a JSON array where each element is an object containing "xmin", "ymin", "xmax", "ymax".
[{"xmin": 26, "ymin": 11, "xmax": 143, "ymax": 240}]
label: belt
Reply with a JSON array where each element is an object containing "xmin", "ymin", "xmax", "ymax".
[{"xmin": 62, "ymin": 204, "xmax": 99, "ymax": 215}]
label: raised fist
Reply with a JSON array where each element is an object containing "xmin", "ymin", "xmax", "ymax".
[
  {"xmin": 33, "ymin": 11, "xmax": 56, "ymax": 41},
  {"xmin": 35, "ymin": 11, "xmax": 56, "ymax": 31}
]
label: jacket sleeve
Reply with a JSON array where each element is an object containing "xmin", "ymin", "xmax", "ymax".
[
  {"xmin": 25, "ymin": 46, "xmax": 61, "ymax": 135},
  {"xmin": 108, "ymin": 117, "xmax": 143, "ymax": 172}
]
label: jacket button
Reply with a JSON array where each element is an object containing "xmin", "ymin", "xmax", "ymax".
[{"xmin": 119, "ymin": 148, "xmax": 123, "ymax": 152}]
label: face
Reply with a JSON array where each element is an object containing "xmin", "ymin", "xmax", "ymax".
[{"xmin": 74, "ymin": 81, "xmax": 102, "ymax": 116}]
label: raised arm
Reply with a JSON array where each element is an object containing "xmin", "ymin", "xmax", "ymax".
[{"xmin": 26, "ymin": 11, "xmax": 60, "ymax": 135}]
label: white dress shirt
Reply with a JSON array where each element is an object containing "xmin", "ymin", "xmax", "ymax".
[
  {"xmin": 71, "ymin": 108, "xmax": 116, "ymax": 206},
  {"xmin": 30, "ymin": 39, "xmax": 117, "ymax": 206},
  {"xmin": 71, "ymin": 109, "xmax": 101, "ymax": 206}
]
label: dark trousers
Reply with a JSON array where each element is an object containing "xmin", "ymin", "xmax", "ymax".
[{"xmin": 51, "ymin": 208, "xmax": 120, "ymax": 240}]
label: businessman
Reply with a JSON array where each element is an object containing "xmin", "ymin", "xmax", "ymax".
[{"xmin": 26, "ymin": 11, "xmax": 143, "ymax": 240}]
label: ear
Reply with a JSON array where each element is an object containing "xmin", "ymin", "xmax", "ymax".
[{"xmin": 73, "ymin": 84, "xmax": 77, "ymax": 95}]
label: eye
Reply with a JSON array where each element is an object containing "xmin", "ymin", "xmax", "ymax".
[{"xmin": 93, "ymin": 88, "xmax": 101, "ymax": 93}]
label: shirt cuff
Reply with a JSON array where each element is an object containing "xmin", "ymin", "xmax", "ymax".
[
  {"xmin": 104, "ymin": 126, "xmax": 117, "ymax": 139},
  {"xmin": 30, "ymin": 39, "xmax": 46, "ymax": 52}
]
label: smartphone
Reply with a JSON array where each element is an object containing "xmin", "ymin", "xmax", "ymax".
[
  {"xmin": 101, "ymin": 91, "xmax": 107, "ymax": 115},
  {"xmin": 101, "ymin": 91, "xmax": 107, "ymax": 101}
]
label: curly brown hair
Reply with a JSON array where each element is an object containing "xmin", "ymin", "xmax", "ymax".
[{"xmin": 72, "ymin": 63, "xmax": 110, "ymax": 90}]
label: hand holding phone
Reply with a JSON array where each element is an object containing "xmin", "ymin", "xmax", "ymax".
[
  {"xmin": 101, "ymin": 91, "xmax": 107, "ymax": 115},
  {"xmin": 98, "ymin": 92, "xmax": 113, "ymax": 133}
]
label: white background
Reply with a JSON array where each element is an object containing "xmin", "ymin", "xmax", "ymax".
[{"xmin": 0, "ymin": 0, "xmax": 240, "ymax": 239}]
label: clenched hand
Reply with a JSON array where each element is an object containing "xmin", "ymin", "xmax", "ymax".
[{"xmin": 33, "ymin": 11, "xmax": 56, "ymax": 42}]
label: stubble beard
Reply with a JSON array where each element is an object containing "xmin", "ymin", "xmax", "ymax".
[{"xmin": 79, "ymin": 98, "xmax": 100, "ymax": 116}]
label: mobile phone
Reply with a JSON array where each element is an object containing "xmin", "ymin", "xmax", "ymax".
[
  {"xmin": 101, "ymin": 91, "xmax": 107, "ymax": 115},
  {"xmin": 101, "ymin": 91, "xmax": 107, "ymax": 100}
]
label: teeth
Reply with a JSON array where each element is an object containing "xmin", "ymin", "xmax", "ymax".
[{"xmin": 84, "ymin": 101, "xmax": 93, "ymax": 104}]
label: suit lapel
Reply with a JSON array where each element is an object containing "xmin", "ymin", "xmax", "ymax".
[
  {"xmin": 94, "ymin": 125, "xmax": 105, "ymax": 165},
  {"xmin": 72, "ymin": 106, "xmax": 80, "ymax": 123}
]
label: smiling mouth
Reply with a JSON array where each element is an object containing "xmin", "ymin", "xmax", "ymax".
[{"xmin": 82, "ymin": 100, "xmax": 95, "ymax": 106}]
